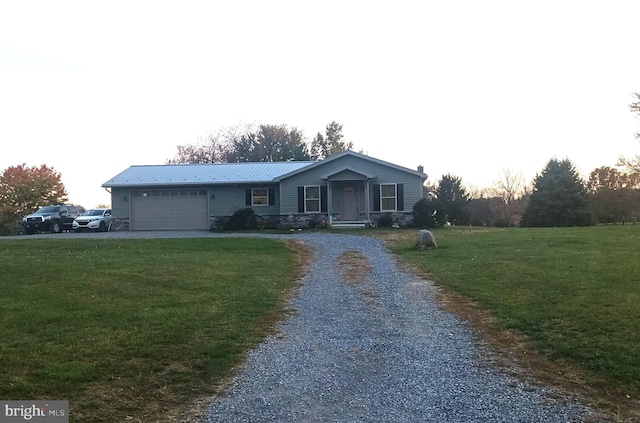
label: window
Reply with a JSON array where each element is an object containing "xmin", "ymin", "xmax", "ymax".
[
  {"xmin": 380, "ymin": 183, "xmax": 397, "ymax": 211},
  {"xmin": 252, "ymin": 188, "xmax": 268, "ymax": 206},
  {"xmin": 305, "ymin": 186, "xmax": 320, "ymax": 213},
  {"xmin": 132, "ymin": 190, "xmax": 206, "ymax": 197}
]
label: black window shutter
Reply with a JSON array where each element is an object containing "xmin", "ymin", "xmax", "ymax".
[
  {"xmin": 320, "ymin": 185, "xmax": 327, "ymax": 213},
  {"xmin": 373, "ymin": 184, "xmax": 380, "ymax": 211},
  {"xmin": 397, "ymin": 184, "xmax": 404, "ymax": 211},
  {"xmin": 297, "ymin": 186, "xmax": 304, "ymax": 213},
  {"xmin": 245, "ymin": 189, "xmax": 252, "ymax": 206},
  {"xmin": 268, "ymin": 188, "xmax": 275, "ymax": 206}
]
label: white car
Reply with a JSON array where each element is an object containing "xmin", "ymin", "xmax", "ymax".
[{"xmin": 73, "ymin": 208, "xmax": 113, "ymax": 232}]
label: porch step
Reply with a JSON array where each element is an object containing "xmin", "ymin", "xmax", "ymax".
[{"xmin": 331, "ymin": 221, "xmax": 370, "ymax": 229}]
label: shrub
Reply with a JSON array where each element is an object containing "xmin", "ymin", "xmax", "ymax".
[
  {"xmin": 307, "ymin": 218, "xmax": 321, "ymax": 229},
  {"xmin": 413, "ymin": 198, "xmax": 446, "ymax": 228},
  {"xmin": 377, "ymin": 213, "xmax": 394, "ymax": 228},
  {"xmin": 223, "ymin": 208, "xmax": 258, "ymax": 231},
  {"xmin": 211, "ymin": 217, "xmax": 228, "ymax": 232}
]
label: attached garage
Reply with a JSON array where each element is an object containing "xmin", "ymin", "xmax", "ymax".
[{"xmin": 130, "ymin": 189, "xmax": 209, "ymax": 230}]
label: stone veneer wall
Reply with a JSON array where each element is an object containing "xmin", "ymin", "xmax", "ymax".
[
  {"xmin": 368, "ymin": 212, "xmax": 414, "ymax": 227},
  {"xmin": 112, "ymin": 218, "xmax": 130, "ymax": 231},
  {"xmin": 112, "ymin": 213, "xmax": 415, "ymax": 231}
]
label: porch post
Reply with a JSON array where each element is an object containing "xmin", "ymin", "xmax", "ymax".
[
  {"xmin": 327, "ymin": 179, "xmax": 332, "ymax": 224},
  {"xmin": 365, "ymin": 179, "xmax": 370, "ymax": 221}
]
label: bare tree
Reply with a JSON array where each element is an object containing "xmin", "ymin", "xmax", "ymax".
[
  {"xmin": 166, "ymin": 131, "xmax": 233, "ymax": 164},
  {"xmin": 631, "ymin": 92, "xmax": 640, "ymax": 140},
  {"xmin": 617, "ymin": 155, "xmax": 640, "ymax": 177},
  {"xmin": 492, "ymin": 169, "xmax": 526, "ymax": 226},
  {"xmin": 588, "ymin": 166, "xmax": 639, "ymax": 224},
  {"xmin": 617, "ymin": 93, "xmax": 640, "ymax": 177}
]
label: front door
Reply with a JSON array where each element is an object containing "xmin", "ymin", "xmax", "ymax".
[{"xmin": 343, "ymin": 185, "xmax": 359, "ymax": 220}]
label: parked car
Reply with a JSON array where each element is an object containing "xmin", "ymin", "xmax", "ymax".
[
  {"xmin": 23, "ymin": 204, "xmax": 86, "ymax": 234},
  {"xmin": 73, "ymin": 208, "xmax": 113, "ymax": 232}
]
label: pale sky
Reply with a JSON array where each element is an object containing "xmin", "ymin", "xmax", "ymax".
[{"xmin": 1, "ymin": 1, "xmax": 639, "ymax": 208}]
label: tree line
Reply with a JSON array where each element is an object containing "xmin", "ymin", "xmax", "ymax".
[
  {"xmin": 167, "ymin": 121, "xmax": 354, "ymax": 164},
  {"xmin": 414, "ymin": 158, "xmax": 639, "ymax": 229},
  {"xmin": 1, "ymin": 95, "xmax": 640, "ymax": 234}
]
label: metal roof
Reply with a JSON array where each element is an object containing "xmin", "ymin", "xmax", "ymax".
[
  {"xmin": 275, "ymin": 150, "xmax": 427, "ymax": 181},
  {"xmin": 102, "ymin": 161, "xmax": 315, "ymax": 187}
]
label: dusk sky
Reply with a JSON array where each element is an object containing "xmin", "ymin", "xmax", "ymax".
[{"xmin": 1, "ymin": 1, "xmax": 639, "ymax": 207}]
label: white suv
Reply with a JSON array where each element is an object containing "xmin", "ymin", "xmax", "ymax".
[{"xmin": 73, "ymin": 208, "xmax": 113, "ymax": 232}]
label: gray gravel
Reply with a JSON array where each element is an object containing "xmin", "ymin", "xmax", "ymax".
[
  {"xmin": 199, "ymin": 232, "xmax": 595, "ymax": 423},
  {"xmin": 7, "ymin": 230, "xmax": 597, "ymax": 421}
]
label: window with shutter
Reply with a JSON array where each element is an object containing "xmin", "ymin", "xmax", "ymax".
[
  {"xmin": 251, "ymin": 188, "xmax": 268, "ymax": 206},
  {"xmin": 380, "ymin": 183, "xmax": 397, "ymax": 211},
  {"xmin": 304, "ymin": 186, "xmax": 321, "ymax": 213}
]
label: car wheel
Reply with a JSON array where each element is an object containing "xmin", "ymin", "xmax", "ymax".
[
  {"xmin": 50, "ymin": 221, "xmax": 62, "ymax": 233},
  {"xmin": 99, "ymin": 221, "xmax": 107, "ymax": 232}
]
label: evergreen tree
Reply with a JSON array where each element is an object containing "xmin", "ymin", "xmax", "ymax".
[
  {"xmin": 412, "ymin": 197, "xmax": 445, "ymax": 228},
  {"xmin": 309, "ymin": 121, "xmax": 354, "ymax": 159},
  {"xmin": 436, "ymin": 174, "xmax": 470, "ymax": 225},
  {"xmin": 521, "ymin": 158, "xmax": 593, "ymax": 227}
]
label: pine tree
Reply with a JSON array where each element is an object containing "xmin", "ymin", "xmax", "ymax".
[{"xmin": 521, "ymin": 158, "xmax": 593, "ymax": 227}]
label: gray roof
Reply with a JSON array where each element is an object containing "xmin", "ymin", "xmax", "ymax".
[{"xmin": 102, "ymin": 161, "xmax": 315, "ymax": 187}]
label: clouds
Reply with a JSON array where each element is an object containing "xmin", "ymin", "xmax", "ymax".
[{"xmin": 1, "ymin": 1, "xmax": 639, "ymax": 207}]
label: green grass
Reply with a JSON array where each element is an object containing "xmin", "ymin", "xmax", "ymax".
[
  {"xmin": 3, "ymin": 227, "xmax": 639, "ymax": 419},
  {"xmin": 0, "ymin": 238, "xmax": 299, "ymax": 422},
  {"xmin": 387, "ymin": 225, "xmax": 640, "ymax": 401}
]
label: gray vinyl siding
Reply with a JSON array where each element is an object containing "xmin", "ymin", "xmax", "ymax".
[
  {"xmin": 280, "ymin": 155, "xmax": 423, "ymax": 214},
  {"xmin": 391, "ymin": 179, "xmax": 423, "ymax": 212},
  {"xmin": 209, "ymin": 184, "xmax": 280, "ymax": 216},
  {"xmin": 110, "ymin": 188, "xmax": 130, "ymax": 218}
]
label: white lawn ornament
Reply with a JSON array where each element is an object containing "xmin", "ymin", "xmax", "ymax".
[{"xmin": 416, "ymin": 229, "xmax": 438, "ymax": 250}]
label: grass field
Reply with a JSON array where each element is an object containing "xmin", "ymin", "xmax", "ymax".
[
  {"xmin": 384, "ymin": 225, "xmax": 640, "ymax": 416},
  {"xmin": 0, "ymin": 237, "xmax": 302, "ymax": 422},
  {"xmin": 2, "ymin": 227, "xmax": 639, "ymax": 420}
]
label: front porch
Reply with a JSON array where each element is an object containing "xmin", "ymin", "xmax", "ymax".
[{"xmin": 324, "ymin": 169, "xmax": 373, "ymax": 228}]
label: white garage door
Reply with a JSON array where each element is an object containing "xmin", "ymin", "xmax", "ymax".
[{"xmin": 131, "ymin": 189, "xmax": 209, "ymax": 230}]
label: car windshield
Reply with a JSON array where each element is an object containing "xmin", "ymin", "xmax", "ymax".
[
  {"xmin": 37, "ymin": 206, "xmax": 60, "ymax": 214},
  {"xmin": 83, "ymin": 209, "xmax": 105, "ymax": 216}
]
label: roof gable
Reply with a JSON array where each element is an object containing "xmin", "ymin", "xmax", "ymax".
[
  {"xmin": 322, "ymin": 167, "xmax": 374, "ymax": 180},
  {"xmin": 275, "ymin": 150, "xmax": 425, "ymax": 181}
]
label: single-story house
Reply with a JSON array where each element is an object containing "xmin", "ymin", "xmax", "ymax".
[{"xmin": 102, "ymin": 150, "xmax": 427, "ymax": 230}]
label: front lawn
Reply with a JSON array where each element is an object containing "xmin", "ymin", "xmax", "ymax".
[
  {"xmin": 385, "ymin": 225, "xmax": 640, "ymax": 416},
  {"xmin": 0, "ymin": 238, "xmax": 302, "ymax": 422}
]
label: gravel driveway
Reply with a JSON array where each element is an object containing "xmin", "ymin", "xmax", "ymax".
[
  {"xmin": 11, "ymin": 230, "xmax": 596, "ymax": 421},
  {"xmin": 198, "ymin": 232, "xmax": 595, "ymax": 423}
]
